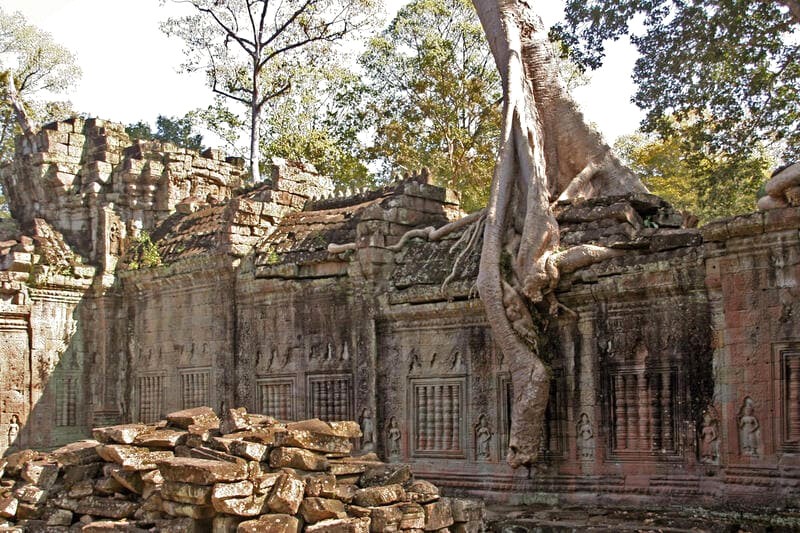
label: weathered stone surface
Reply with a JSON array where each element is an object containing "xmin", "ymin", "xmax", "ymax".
[
  {"xmin": 450, "ymin": 498, "xmax": 483, "ymax": 523},
  {"xmin": 358, "ymin": 464, "xmax": 411, "ymax": 488},
  {"xmin": 368, "ymin": 504, "xmax": 403, "ymax": 531},
  {"xmin": 228, "ymin": 440, "xmax": 269, "ymax": 462},
  {"xmin": 158, "ymin": 457, "xmax": 248, "ymax": 485},
  {"xmin": 405, "ymin": 480, "xmax": 439, "ymax": 504},
  {"xmin": 52, "ymin": 441, "xmax": 103, "ymax": 467},
  {"xmin": 212, "ymin": 493, "xmax": 268, "ymax": 517},
  {"xmin": 0, "ymin": 496, "xmax": 18, "ymax": 518},
  {"xmin": 134, "ymin": 430, "xmax": 187, "ymax": 449},
  {"xmin": 304, "ymin": 517, "xmax": 371, "ymax": 532},
  {"xmin": 398, "ymin": 503, "xmax": 425, "ymax": 529},
  {"xmin": 219, "ymin": 408, "xmax": 251, "ymax": 435},
  {"xmin": 275, "ymin": 430, "xmax": 353, "ymax": 455},
  {"xmin": 161, "ymin": 499, "xmax": 216, "ymax": 520},
  {"xmin": 328, "ymin": 422, "xmax": 362, "ymax": 439},
  {"xmin": 265, "ymin": 474, "xmax": 305, "ymax": 515},
  {"xmin": 162, "ymin": 481, "xmax": 214, "ymax": 505},
  {"xmin": 211, "ymin": 480, "xmax": 254, "ymax": 502},
  {"xmin": 299, "ymin": 497, "xmax": 347, "ymax": 523},
  {"xmin": 166, "ymin": 407, "xmax": 220, "ymax": 430},
  {"xmin": 304, "ymin": 473, "xmax": 337, "ymax": 498},
  {"xmin": 96, "ymin": 445, "xmax": 173, "ymax": 471},
  {"xmin": 93, "ymin": 424, "xmax": 151, "ymax": 445},
  {"xmin": 353, "ymin": 484, "xmax": 405, "ymax": 507},
  {"xmin": 109, "ymin": 467, "xmax": 145, "ymax": 495},
  {"xmin": 80, "ymin": 520, "xmax": 149, "ymax": 532},
  {"xmin": 422, "ymin": 499, "xmax": 453, "ymax": 531},
  {"xmin": 56, "ymin": 495, "xmax": 139, "ymax": 519},
  {"xmin": 43, "ymin": 508, "xmax": 72, "ymax": 526},
  {"xmin": 237, "ymin": 513, "xmax": 300, "ymax": 533},
  {"xmin": 21, "ymin": 461, "xmax": 59, "ymax": 489},
  {"xmin": 269, "ymin": 447, "xmax": 328, "ymax": 471},
  {"xmin": 213, "ymin": 514, "xmax": 245, "ymax": 533}
]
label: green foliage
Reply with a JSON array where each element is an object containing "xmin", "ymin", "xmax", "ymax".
[
  {"xmin": 126, "ymin": 114, "xmax": 203, "ymax": 150},
  {"xmin": 0, "ymin": 8, "xmax": 81, "ymax": 163},
  {"xmin": 160, "ymin": 0, "xmax": 380, "ymax": 182},
  {"xmin": 553, "ymin": 0, "xmax": 800, "ymax": 162},
  {"xmin": 127, "ymin": 231, "xmax": 162, "ymax": 270},
  {"xmin": 0, "ymin": 190, "xmax": 8, "ymax": 218},
  {"xmin": 261, "ymin": 64, "xmax": 371, "ymax": 189},
  {"xmin": 615, "ymin": 118, "xmax": 772, "ymax": 223},
  {"xmin": 343, "ymin": 0, "xmax": 502, "ymax": 212}
]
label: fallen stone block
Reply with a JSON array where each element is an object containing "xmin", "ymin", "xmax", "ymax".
[
  {"xmin": 398, "ymin": 502, "xmax": 425, "ymax": 529},
  {"xmin": 228, "ymin": 440, "xmax": 269, "ymax": 462},
  {"xmin": 166, "ymin": 407, "xmax": 220, "ymax": 430},
  {"xmin": 299, "ymin": 497, "xmax": 347, "ymax": 523},
  {"xmin": 266, "ymin": 474, "xmax": 305, "ymax": 515},
  {"xmin": 21, "ymin": 461, "xmax": 60, "ymax": 490},
  {"xmin": 96, "ymin": 445, "xmax": 174, "ymax": 471},
  {"xmin": 304, "ymin": 516, "xmax": 371, "ymax": 532},
  {"xmin": 212, "ymin": 514, "xmax": 245, "ymax": 532},
  {"xmin": 161, "ymin": 481, "xmax": 213, "ymax": 505},
  {"xmin": 161, "ymin": 499, "xmax": 216, "ymax": 520},
  {"xmin": 450, "ymin": 498, "xmax": 483, "ymax": 523},
  {"xmin": 237, "ymin": 513, "xmax": 300, "ymax": 533},
  {"xmin": 358, "ymin": 464, "xmax": 411, "ymax": 488},
  {"xmin": 80, "ymin": 520, "xmax": 150, "ymax": 532},
  {"xmin": 368, "ymin": 503, "xmax": 403, "ymax": 531},
  {"xmin": 158, "ymin": 457, "xmax": 248, "ymax": 485},
  {"xmin": 93, "ymin": 424, "xmax": 152, "ymax": 445},
  {"xmin": 0, "ymin": 496, "xmax": 18, "ymax": 518},
  {"xmin": 304, "ymin": 473, "xmax": 337, "ymax": 498},
  {"xmin": 134, "ymin": 429, "xmax": 188, "ymax": 449},
  {"xmin": 211, "ymin": 493, "xmax": 267, "ymax": 517},
  {"xmin": 211, "ymin": 480, "xmax": 254, "ymax": 502},
  {"xmin": 269, "ymin": 447, "xmax": 328, "ymax": 471},
  {"xmin": 353, "ymin": 484, "xmax": 405, "ymax": 507},
  {"xmin": 405, "ymin": 479, "xmax": 439, "ymax": 503},
  {"xmin": 276, "ymin": 430, "xmax": 353, "ymax": 455},
  {"xmin": 422, "ymin": 498, "xmax": 453, "ymax": 531}
]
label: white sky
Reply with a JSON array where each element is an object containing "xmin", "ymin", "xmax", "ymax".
[{"xmin": 1, "ymin": 0, "xmax": 643, "ymax": 146}]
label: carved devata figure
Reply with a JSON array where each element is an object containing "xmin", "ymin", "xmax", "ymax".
[
  {"xmin": 360, "ymin": 408, "xmax": 375, "ymax": 453},
  {"xmin": 7, "ymin": 414, "xmax": 20, "ymax": 449},
  {"xmin": 699, "ymin": 406, "xmax": 720, "ymax": 464},
  {"xmin": 738, "ymin": 397, "xmax": 762, "ymax": 457},
  {"xmin": 475, "ymin": 414, "xmax": 493, "ymax": 461},
  {"xmin": 576, "ymin": 412, "xmax": 594, "ymax": 460},
  {"xmin": 387, "ymin": 417, "xmax": 401, "ymax": 461}
]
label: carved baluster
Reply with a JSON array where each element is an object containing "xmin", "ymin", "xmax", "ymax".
[
  {"xmin": 426, "ymin": 385, "xmax": 435, "ymax": 451},
  {"xmin": 625, "ymin": 374, "xmax": 636, "ymax": 451},
  {"xmin": 613, "ymin": 374, "xmax": 626, "ymax": 451},
  {"xmin": 451, "ymin": 385, "xmax": 460, "ymax": 450},
  {"xmin": 417, "ymin": 386, "xmax": 425, "ymax": 450},
  {"xmin": 788, "ymin": 357, "xmax": 800, "ymax": 442},
  {"xmin": 637, "ymin": 373, "xmax": 648, "ymax": 451},
  {"xmin": 661, "ymin": 371, "xmax": 673, "ymax": 452},
  {"xmin": 443, "ymin": 385, "xmax": 453, "ymax": 450}
]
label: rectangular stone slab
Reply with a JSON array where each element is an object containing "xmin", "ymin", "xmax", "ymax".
[{"xmin": 157, "ymin": 457, "xmax": 248, "ymax": 485}]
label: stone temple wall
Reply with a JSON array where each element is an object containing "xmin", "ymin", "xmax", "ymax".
[{"xmin": 1, "ymin": 118, "xmax": 799, "ymax": 509}]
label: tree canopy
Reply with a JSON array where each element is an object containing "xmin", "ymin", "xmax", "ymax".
[
  {"xmin": 126, "ymin": 114, "xmax": 204, "ymax": 151},
  {"xmin": 553, "ymin": 0, "xmax": 800, "ymax": 163},
  {"xmin": 353, "ymin": 0, "xmax": 502, "ymax": 211}
]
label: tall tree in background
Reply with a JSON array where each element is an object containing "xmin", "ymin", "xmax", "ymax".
[
  {"xmin": 355, "ymin": 0, "xmax": 502, "ymax": 211},
  {"xmin": 0, "ymin": 8, "xmax": 81, "ymax": 162},
  {"xmin": 553, "ymin": 0, "xmax": 800, "ymax": 163},
  {"xmin": 161, "ymin": 0, "xmax": 379, "ymax": 183}
]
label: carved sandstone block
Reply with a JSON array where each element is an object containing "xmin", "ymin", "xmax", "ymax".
[
  {"xmin": 237, "ymin": 514, "xmax": 300, "ymax": 533},
  {"xmin": 158, "ymin": 457, "xmax": 248, "ymax": 485},
  {"xmin": 269, "ymin": 447, "xmax": 328, "ymax": 471},
  {"xmin": 353, "ymin": 484, "xmax": 405, "ymax": 507},
  {"xmin": 166, "ymin": 407, "xmax": 220, "ymax": 430},
  {"xmin": 299, "ymin": 497, "xmax": 347, "ymax": 523},
  {"xmin": 161, "ymin": 480, "xmax": 214, "ymax": 505},
  {"xmin": 266, "ymin": 474, "xmax": 305, "ymax": 515}
]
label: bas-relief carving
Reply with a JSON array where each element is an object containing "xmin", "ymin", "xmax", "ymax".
[
  {"xmin": 577, "ymin": 412, "xmax": 595, "ymax": 460},
  {"xmin": 387, "ymin": 416, "xmax": 401, "ymax": 461},
  {"xmin": 360, "ymin": 407, "xmax": 375, "ymax": 452},
  {"xmin": 699, "ymin": 406, "xmax": 720, "ymax": 465},
  {"xmin": 475, "ymin": 414, "xmax": 492, "ymax": 461},
  {"xmin": 738, "ymin": 396, "xmax": 762, "ymax": 458}
]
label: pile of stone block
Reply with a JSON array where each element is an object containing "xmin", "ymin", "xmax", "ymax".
[{"xmin": 0, "ymin": 407, "xmax": 483, "ymax": 532}]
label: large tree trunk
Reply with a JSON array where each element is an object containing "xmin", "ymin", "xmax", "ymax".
[
  {"xmin": 2, "ymin": 70, "xmax": 37, "ymax": 140},
  {"xmin": 471, "ymin": 0, "xmax": 646, "ymax": 469}
]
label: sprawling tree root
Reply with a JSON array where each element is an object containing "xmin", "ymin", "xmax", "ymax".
[
  {"xmin": 471, "ymin": 0, "xmax": 647, "ymax": 469},
  {"xmin": 758, "ymin": 163, "xmax": 800, "ymax": 210}
]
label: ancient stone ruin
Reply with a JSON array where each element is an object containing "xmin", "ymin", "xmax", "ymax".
[
  {"xmin": 0, "ymin": 405, "xmax": 482, "ymax": 531},
  {"xmin": 1, "ymin": 118, "xmax": 800, "ymax": 520}
]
